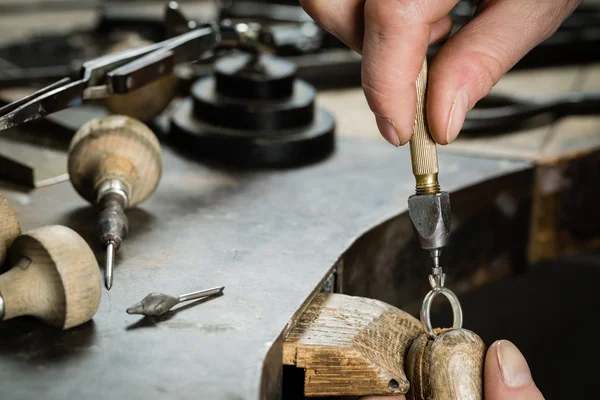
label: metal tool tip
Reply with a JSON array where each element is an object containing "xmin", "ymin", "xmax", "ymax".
[
  {"xmin": 126, "ymin": 303, "xmax": 143, "ymax": 315},
  {"xmin": 105, "ymin": 242, "xmax": 115, "ymax": 290}
]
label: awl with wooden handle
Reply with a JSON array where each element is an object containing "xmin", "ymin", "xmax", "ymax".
[
  {"xmin": 407, "ymin": 59, "xmax": 462, "ymax": 339},
  {"xmin": 68, "ymin": 115, "xmax": 162, "ymax": 290}
]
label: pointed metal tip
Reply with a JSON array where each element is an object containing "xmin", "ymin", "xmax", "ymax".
[
  {"xmin": 126, "ymin": 302, "xmax": 143, "ymax": 315},
  {"xmin": 218, "ymin": 286, "xmax": 225, "ymax": 294},
  {"xmin": 105, "ymin": 242, "xmax": 115, "ymax": 291}
]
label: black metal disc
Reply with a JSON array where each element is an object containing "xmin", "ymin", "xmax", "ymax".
[
  {"xmin": 215, "ymin": 53, "xmax": 296, "ymax": 100},
  {"xmin": 169, "ymin": 98, "xmax": 335, "ymax": 167},
  {"xmin": 192, "ymin": 76, "xmax": 315, "ymax": 131}
]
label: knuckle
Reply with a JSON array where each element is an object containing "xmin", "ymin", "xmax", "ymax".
[
  {"xmin": 361, "ymin": 79, "xmax": 394, "ymax": 114},
  {"xmin": 528, "ymin": 0, "xmax": 581, "ymax": 40},
  {"xmin": 460, "ymin": 49, "xmax": 505, "ymax": 100},
  {"xmin": 392, "ymin": 0, "xmax": 426, "ymax": 20},
  {"xmin": 365, "ymin": 0, "xmax": 424, "ymax": 27}
]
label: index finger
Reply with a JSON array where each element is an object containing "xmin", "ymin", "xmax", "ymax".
[
  {"xmin": 299, "ymin": 0, "xmax": 365, "ymax": 52},
  {"xmin": 361, "ymin": 0, "xmax": 458, "ymax": 144}
]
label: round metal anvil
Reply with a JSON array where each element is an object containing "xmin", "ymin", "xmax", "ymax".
[{"xmin": 169, "ymin": 52, "xmax": 335, "ymax": 167}]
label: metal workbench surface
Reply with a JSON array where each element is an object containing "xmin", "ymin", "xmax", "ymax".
[{"xmin": 0, "ymin": 138, "xmax": 530, "ymax": 400}]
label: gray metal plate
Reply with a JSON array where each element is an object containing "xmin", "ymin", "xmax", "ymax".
[{"xmin": 0, "ymin": 139, "xmax": 530, "ymax": 400}]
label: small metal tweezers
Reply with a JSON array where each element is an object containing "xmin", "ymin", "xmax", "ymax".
[{"xmin": 0, "ymin": 9, "xmax": 270, "ymax": 133}]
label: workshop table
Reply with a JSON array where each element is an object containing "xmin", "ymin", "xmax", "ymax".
[{"xmin": 1, "ymin": 3, "xmax": 600, "ymax": 400}]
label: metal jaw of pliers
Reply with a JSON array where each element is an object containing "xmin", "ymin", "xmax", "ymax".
[{"xmin": 0, "ymin": 2, "xmax": 274, "ymax": 133}]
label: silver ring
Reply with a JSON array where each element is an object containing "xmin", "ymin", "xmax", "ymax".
[{"xmin": 420, "ymin": 286, "xmax": 463, "ymax": 339}]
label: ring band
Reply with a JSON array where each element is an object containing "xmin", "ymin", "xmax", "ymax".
[{"xmin": 420, "ymin": 286, "xmax": 463, "ymax": 339}]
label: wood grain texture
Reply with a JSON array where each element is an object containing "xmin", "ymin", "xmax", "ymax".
[
  {"xmin": 0, "ymin": 225, "xmax": 101, "ymax": 329},
  {"xmin": 409, "ymin": 59, "xmax": 439, "ymax": 178},
  {"xmin": 0, "ymin": 193, "xmax": 21, "ymax": 266},
  {"xmin": 104, "ymin": 34, "xmax": 178, "ymax": 122},
  {"xmin": 283, "ymin": 293, "xmax": 422, "ymax": 397},
  {"xmin": 68, "ymin": 115, "xmax": 162, "ymax": 207},
  {"xmin": 406, "ymin": 329, "xmax": 486, "ymax": 400}
]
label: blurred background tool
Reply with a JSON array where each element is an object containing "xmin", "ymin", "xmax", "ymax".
[
  {"xmin": 102, "ymin": 33, "xmax": 178, "ymax": 123},
  {"xmin": 67, "ymin": 115, "xmax": 162, "ymax": 290},
  {"xmin": 0, "ymin": 225, "xmax": 101, "ymax": 330},
  {"xmin": 0, "ymin": 19, "xmax": 224, "ymax": 132},
  {"xmin": 169, "ymin": 51, "xmax": 336, "ymax": 167},
  {"xmin": 126, "ymin": 286, "xmax": 225, "ymax": 317},
  {"xmin": 0, "ymin": 193, "xmax": 21, "ymax": 265}
]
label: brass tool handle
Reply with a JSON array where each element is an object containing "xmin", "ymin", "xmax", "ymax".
[{"xmin": 409, "ymin": 59, "xmax": 440, "ymax": 195}]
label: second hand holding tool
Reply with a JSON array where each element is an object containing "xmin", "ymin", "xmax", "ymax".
[
  {"xmin": 68, "ymin": 115, "xmax": 162, "ymax": 290},
  {"xmin": 407, "ymin": 59, "xmax": 463, "ymax": 338}
]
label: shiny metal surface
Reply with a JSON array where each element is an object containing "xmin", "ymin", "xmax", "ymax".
[
  {"xmin": 0, "ymin": 139, "xmax": 530, "ymax": 399},
  {"xmin": 105, "ymin": 242, "xmax": 115, "ymax": 290},
  {"xmin": 96, "ymin": 179, "xmax": 129, "ymax": 207},
  {"xmin": 420, "ymin": 286, "xmax": 463, "ymax": 339},
  {"xmin": 126, "ymin": 287, "xmax": 225, "ymax": 317},
  {"xmin": 0, "ymin": 294, "xmax": 4, "ymax": 321},
  {"xmin": 421, "ymin": 263, "xmax": 463, "ymax": 339},
  {"xmin": 407, "ymin": 191, "xmax": 451, "ymax": 251},
  {"xmin": 178, "ymin": 286, "xmax": 225, "ymax": 302}
]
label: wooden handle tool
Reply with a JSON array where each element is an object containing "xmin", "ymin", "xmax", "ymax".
[
  {"xmin": 68, "ymin": 115, "xmax": 162, "ymax": 289},
  {"xmin": 0, "ymin": 225, "xmax": 101, "ymax": 329},
  {"xmin": 0, "ymin": 193, "xmax": 21, "ymax": 266}
]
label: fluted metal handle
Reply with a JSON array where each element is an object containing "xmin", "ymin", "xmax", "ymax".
[{"xmin": 409, "ymin": 59, "xmax": 440, "ymax": 195}]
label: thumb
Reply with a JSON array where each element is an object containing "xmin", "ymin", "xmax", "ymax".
[{"xmin": 485, "ymin": 340, "xmax": 544, "ymax": 400}]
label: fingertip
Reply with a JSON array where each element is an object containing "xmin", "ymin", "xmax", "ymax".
[
  {"xmin": 495, "ymin": 340, "xmax": 534, "ymax": 389},
  {"xmin": 375, "ymin": 115, "xmax": 400, "ymax": 147},
  {"xmin": 429, "ymin": 15, "xmax": 454, "ymax": 45},
  {"xmin": 397, "ymin": 127, "xmax": 413, "ymax": 146},
  {"xmin": 485, "ymin": 340, "xmax": 544, "ymax": 399}
]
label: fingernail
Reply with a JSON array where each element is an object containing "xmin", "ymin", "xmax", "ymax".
[
  {"xmin": 446, "ymin": 88, "xmax": 469, "ymax": 144},
  {"xmin": 496, "ymin": 340, "xmax": 534, "ymax": 388},
  {"xmin": 375, "ymin": 115, "xmax": 400, "ymax": 147}
]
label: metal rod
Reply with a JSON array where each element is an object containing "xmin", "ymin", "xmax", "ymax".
[
  {"xmin": 105, "ymin": 242, "xmax": 115, "ymax": 290},
  {"xmin": 178, "ymin": 286, "xmax": 225, "ymax": 303},
  {"xmin": 0, "ymin": 294, "xmax": 4, "ymax": 321}
]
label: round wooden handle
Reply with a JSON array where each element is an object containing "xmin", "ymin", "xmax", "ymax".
[
  {"xmin": 68, "ymin": 115, "xmax": 162, "ymax": 207},
  {"xmin": 409, "ymin": 59, "xmax": 440, "ymax": 194},
  {"xmin": 406, "ymin": 328, "xmax": 486, "ymax": 400},
  {"xmin": 0, "ymin": 193, "xmax": 21, "ymax": 266},
  {"xmin": 104, "ymin": 34, "xmax": 178, "ymax": 122},
  {"xmin": 0, "ymin": 225, "xmax": 101, "ymax": 329}
]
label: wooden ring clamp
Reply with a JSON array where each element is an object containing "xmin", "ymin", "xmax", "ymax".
[{"xmin": 283, "ymin": 293, "xmax": 486, "ymax": 399}]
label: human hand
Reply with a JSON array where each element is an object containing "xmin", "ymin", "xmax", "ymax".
[
  {"xmin": 299, "ymin": 0, "xmax": 580, "ymax": 146},
  {"xmin": 359, "ymin": 339, "xmax": 544, "ymax": 399}
]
